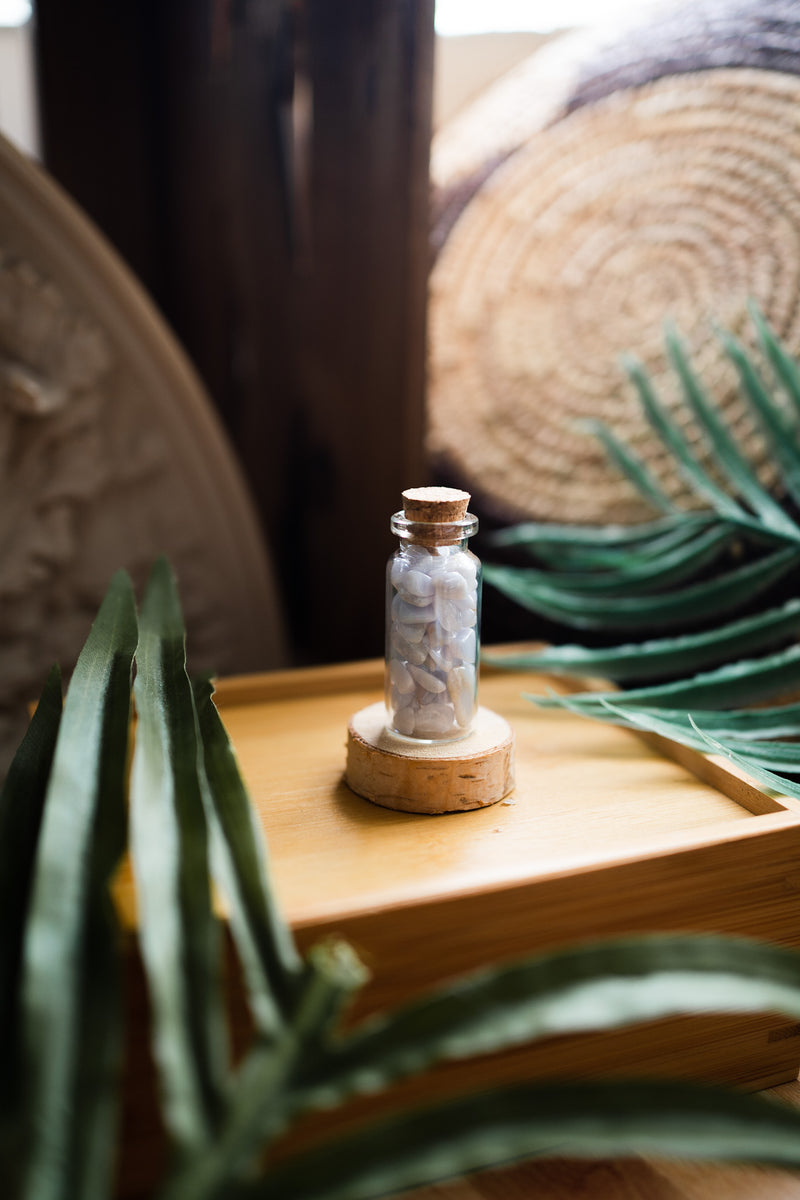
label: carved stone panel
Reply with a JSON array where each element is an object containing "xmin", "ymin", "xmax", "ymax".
[{"xmin": 0, "ymin": 132, "xmax": 286, "ymax": 775}]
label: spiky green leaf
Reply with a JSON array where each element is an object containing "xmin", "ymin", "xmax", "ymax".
[
  {"xmin": 158, "ymin": 940, "xmax": 369, "ymax": 1200},
  {"xmin": 484, "ymin": 524, "xmax": 737, "ymax": 598},
  {"xmin": 483, "ymin": 597, "xmax": 800, "ymax": 682},
  {"xmin": 249, "ymin": 1079, "xmax": 800, "ymax": 1200},
  {"xmin": 580, "ymin": 416, "xmax": 676, "ymax": 513},
  {"xmin": 293, "ymin": 934, "xmax": 800, "ymax": 1111},
  {"xmin": 665, "ymin": 326, "xmax": 800, "ymax": 540},
  {"xmin": 483, "ymin": 545, "xmax": 797, "ymax": 631},
  {"xmin": 192, "ymin": 677, "xmax": 304, "ymax": 1037},
  {"xmin": 130, "ymin": 559, "xmax": 228, "ymax": 1153},
  {"xmin": 19, "ymin": 572, "xmax": 137, "ymax": 1200},
  {"xmin": 624, "ymin": 353, "xmax": 750, "ymax": 524},
  {"xmin": 530, "ymin": 642, "xmax": 800, "ymax": 715},
  {"xmin": 750, "ymin": 301, "xmax": 800, "ymax": 425},
  {"xmin": 720, "ymin": 326, "xmax": 800, "ymax": 511}
]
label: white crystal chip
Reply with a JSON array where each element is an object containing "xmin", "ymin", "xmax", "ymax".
[{"xmin": 386, "ymin": 544, "xmax": 480, "ymax": 740}]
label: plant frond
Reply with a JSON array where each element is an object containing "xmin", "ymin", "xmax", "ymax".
[
  {"xmin": 483, "ymin": 544, "xmax": 798, "ymax": 631},
  {"xmin": 19, "ymin": 572, "xmax": 136, "ymax": 1200},
  {"xmin": 483, "ymin": 598, "xmax": 800, "ymax": 682},
  {"xmin": 130, "ymin": 559, "xmax": 229, "ymax": 1153}
]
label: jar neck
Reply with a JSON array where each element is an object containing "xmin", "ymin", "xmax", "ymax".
[{"xmin": 390, "ymin": 511, "xmax": 478, "ymax": 547}]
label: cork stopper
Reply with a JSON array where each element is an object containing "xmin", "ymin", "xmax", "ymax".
[
  {"xmin": 394, "ymin": 486, "xmax": 475, "ymax": 546},
  {"xmin": 402, "ymin": 486, "xmax": 471, "ymax": 524}
]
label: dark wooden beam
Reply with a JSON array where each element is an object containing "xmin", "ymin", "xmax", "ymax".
[{"xmin": 34, "ymin": 0, "xmax": 435, "ymax": 664}]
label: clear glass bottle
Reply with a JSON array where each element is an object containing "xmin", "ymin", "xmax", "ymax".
[{"xmin": 385, "ymin": 487, "xmax": 481, "ymax": 742}]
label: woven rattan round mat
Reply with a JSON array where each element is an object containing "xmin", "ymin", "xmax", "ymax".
[{"xmin": 428, "ymin": 67, "xmax": 800, "ymax": 525}]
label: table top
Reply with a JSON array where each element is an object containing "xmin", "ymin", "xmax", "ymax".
[
  {"xmin": 122, "ymin": 657, "xmax": 800, "ymax": 1198},
  {"xmin": 205, "ymin": 658, "xmax": 800, "ymax": 1197}
]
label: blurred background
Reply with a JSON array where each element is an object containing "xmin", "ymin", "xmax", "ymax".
[
  {"xmin": 5, "ymin": 0, "xmax": 797, "ymax": 768},
  {"xmin": 0, "ymin": 0, "xmax": 658, "ymax": 669}
]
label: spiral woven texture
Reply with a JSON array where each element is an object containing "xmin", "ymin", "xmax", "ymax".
[{"xmin": 428, "ymin": 68, "xmax": 800, "ymax": 525}]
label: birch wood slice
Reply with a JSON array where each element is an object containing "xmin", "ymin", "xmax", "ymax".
[{"xmin": 345, "ymin": 701, "xmax": 515, "ymax": 813}]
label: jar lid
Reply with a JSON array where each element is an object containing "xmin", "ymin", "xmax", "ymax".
[
  {"xmin": 394, "ymin": 486, "xmax": 476, "ymax": 544},
  {"xmin": 401, "ymin": 486, "xmax": 471, "ymax": 523}
]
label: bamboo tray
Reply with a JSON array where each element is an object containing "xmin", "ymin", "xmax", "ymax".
[
  {"xmin": 213, "ymin": 661, "xmax": 800, "ymax": 1070},
  {"xmin": 116, "ymin": 658, "xmax": 800, "ymax": 1191}
]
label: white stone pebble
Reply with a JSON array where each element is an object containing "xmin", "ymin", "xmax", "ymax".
[
  {"xmin": 389, "ymin": 659, "xmax": 415, "ymax": 694},
  {"xmin": 386, "ymin": 545, "xmax": 480, "ymax": 740},
  {"xmin": 408, "ymin": 663, "xmax": 446, "ymax": 693},
  {"xmin": 448, "ymin": 664, "xmax": 476, "ymax": 728}
]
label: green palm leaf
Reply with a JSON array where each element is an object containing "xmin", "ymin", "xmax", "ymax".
[
  {"xmin": 623, "ymin": 352, "xmax": 753, "ymax": 526},
  {"xmin": 579, "ymin": 415, "xmax": 676, "ymax": 514},
  {"xmin": 192, "ymin": 677, "xmax": 304, "ymax": 1038},
  {"xmin": 596, "ymin": 708, "xmax": 800, "ymax": 809},
  {"xmin": 530, "ymin": 642, "xmax": 800, "ymax": 715},
  {"xmin": 130, "ymin": 559, "xmax": 229, "ymax": 1153},
  {"xmin": 160, "ymin": 928, "xmax": 800, "ymax": 1200},
  {"xmin": 684, "ymin": 717, "xmax": 800, "ymax": 804},
  {"xmin": 484, "ymin": 545, "xmax": 797, "ymax": 631},
  {"xmin": 720, "ymin": 326, "xmax": 800, "ymax": 510},
  {"xmin": 664, "ymin": 326, "xmax": 800, "ymax": 540},
  {"xmin": 19, "ymin": 572, "xmax": 137, "ymax": 1200},
  {"xmin": 483, "ymin": 597, "xmax": 800, "ymax": 682},
  {"xmin": 157, "ymin": 940, "xmax": 369, "ymax": 1200},
  {"xmin": 250, "ymin": 1080, "xmax": 800, "ymax": 1200},
  {"xmin": 586, "ymin": 701, "xmax": 800, "ymax": 776},
  {"xmin": 485, "ymin": 523, "xmax": 737, "ymax": 598},
  {"xmin": 751, "ymin": 302, "xmax": 800, "ymax": 427},
  {"xmin": 488, "ymin": 515, "xmax": 723, "ymax": 577},
  {"xmin": 293, "ymin": 934, "xmax": 800, "ymax": 1111}
]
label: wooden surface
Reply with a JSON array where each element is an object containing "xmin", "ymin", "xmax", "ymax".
[
  {"xmin": 225, "ymin": 667, "xmax": 800, "ymax": 1190},
  {"xmin": 113, "ymin": 659, "xmax": 800, "ymax": 1196},
  {"xmin": 198, "ymin": 662, "xmax": 800, "ymax": 1080},
  {"xmin": 208, "ymin": 661, "xmax": 800, "ymax": 941}
]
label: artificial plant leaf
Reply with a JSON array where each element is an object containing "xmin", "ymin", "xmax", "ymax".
[
  {"xmin": 250, "ymin": 1079, "xmax": 800, "ymax": 1200},
  {"xmin": 483, "ymin": 523, "xmax": 737, "ymax": 598},
  {"xmin": 665, "ymin": 326, "xmax": 800, "ymax": 541},
  {"xmin": 685, "ymin": 717, "xmax": 800, "ymax": 806},
  {"xmin": 624, "ymin": 353, "xmax": 750, "ymax": 524},
  {"xmin": 530, "ymin": 642, "xmax": 800, "ymax": 714},
  {"xmin": 483, "ymin": 544, "xmax": 798, "ymax": 631},
  {"xmin": 720, "ymin": 326, "xmax": 800, "ymax": 512},
  {"xmin": 483, "ymin": 597, "xmax": 800, "ymax": 683},
  {"xmin": 292, "ymin": 934, "xmax": 800, "ymax": 1113},
  {"xmin": 19, "ymin": 572, "xmax": 137, "ymax": 1200},
  {"xmin": 130, "ymin": 558, "xmax": 229, "ymax": 1153},
  {"xmin": 160, "ymin": 930, "xmax": 800, "ymax": 1200},
  {"xmin": 157, "ymin": 940, "xmax": 369, "ymax": 1200},
  {"xmin": 651, "ymin": 700, "xmax": 800, "ymax": 741},
  {"xmin": 751, "ymin": 301, "xmax": 800, "ymax": 426},
  {"xmin": 0, "ymin": 665, "xmax": 62, "ymax": 1114},
  {"xmin": 192, "ymin": 676, "xmax": 304, "ymax": 1038},
  {"xmin": 488, "ymin": 514, "xmax": 710, "ymax": 564},
  {"xmin": 579, "ymin": 416, "xmax": 676, "ymax": 513},
  {"xmin": 527, "ymin": 697, "xmax": 800, "ymax": 747},
  {"xmin": 599, "ymin": 702, "xmax": 800, "ymax": 774},
  {"xmin": 521, "ymin": 514, "xmax": 720, "ymax": 572}
]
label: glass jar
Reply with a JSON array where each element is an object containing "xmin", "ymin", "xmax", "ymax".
[{"xmin": 385, "ymin": 487, "xmax": 481, "ymax": 742}]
